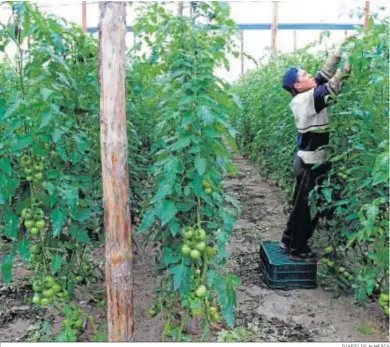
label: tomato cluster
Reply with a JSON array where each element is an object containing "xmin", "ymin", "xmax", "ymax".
[
  {"xmin": 21, "ymin": 207, "xmax": 46, "ymax": 238},
  {"xmin": 63, "ymin": 306, "xmax": 84, "ymax": 333},
  {"xmin": 181, "ymin": 226, "xmax": 216, "ymax": 260},
  {"xmin": 19, "ymin": 155, "xmax": 45, "ymax": 183},
  {"xmin": 32, "ymin": 275, "xmax": 68, "ymax": 306}
]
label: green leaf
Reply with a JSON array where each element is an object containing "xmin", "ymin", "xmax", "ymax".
[
  {"xmin": 51, "ymin": 208, "xmax": 67, "ymax": 237},
  {"xmin": 0, "ymin": 158, "xmax": 12, "ymax": 175},
  {"xmin": 197, "ymin": 106, "xmax": 215, "ymax": 125},
  {"xmin": 158, "ymin": 200, "xmax": 177, "ymax": 226},
  {"xmin": 163, "ymin": 247, "xmax": 180, "ymax": 266},
  {"xmin": 170, "ymin": 137, "xmax": 191, "ymax": 151},
  {"xmin": 4, "ymin": 209, "xmax": 19, "ymax": 239},
  {"xmin": 72, "ymin": 209, "xmax": 91, "ymax": 222},
  {"xmin": 137, "ymin": 209, "xmax": 155, "ymax": 233},
  {"xmin": 52, "ymin": 129, "xmax": 64, "ymax": 143},
  {"xmin": 195, "ymin": 156, "xmax": 206, "ymax": 175},
  {"xmin": 16, "ymin": 239, "xmax": 30, "ymax": 262},
  {"xmin": 11, "ymin": 134, "xmax": 33, "ymax": 152},
  {"xmin": 50, "ymin": 254, "xmax": 63, "ymax": 274},
  {"xmin": 70, "ymin": 224, "xmax": 91, "ymax": 244},
  {"xmin": 1, "ymin": 253, "xmax": 14, "ymax": 286},
  {"xmin": 151, "ymin": 184, "xmax": 172, "ymax": 203},
  {"xmin": 168, "ymin": 264, "xmax": 187, "ymax": 291}
]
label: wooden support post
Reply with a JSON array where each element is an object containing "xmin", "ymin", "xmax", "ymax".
[
  {"xmin": 82, "ymin": 1, "xmax": 87, "ymax": 32},
  {"xmin": 240, "ymin": 30, "xmax": 244, "ymax": 76},
  {"xmin": 271, "ymin": 1, "xmax": 278, "ymax": 53},
  {"xmin": 364, "ymin": 1, "xmax": 370, "ymax": 30},
  {"xmin": 177, "ymin": 1, "xmax": 184, "ymax": 16},
  {"xmin": 293, "ymin": 30, "xmax": 297, "ymax": 51},
  {"xmin": 98, "ymin": 2, "xmax": 134, "ymax": 342}
]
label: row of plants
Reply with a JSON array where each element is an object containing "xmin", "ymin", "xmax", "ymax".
[
  {"xmin": 231, "ymin": 12, "xmax": 389, "ymax": 313},
  {"xmin": 133, "ymin": 2, "xmax": 241, "ymax": 341}
]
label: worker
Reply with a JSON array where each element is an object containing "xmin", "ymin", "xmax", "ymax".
[{"xmin": 280, "ymin": 37, "xmax": 353, "ymax": 262}]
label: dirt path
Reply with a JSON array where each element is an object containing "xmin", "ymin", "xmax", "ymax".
[{"xmin": 224, "ymin": 153, "xmax": 389, "ymax": 342}]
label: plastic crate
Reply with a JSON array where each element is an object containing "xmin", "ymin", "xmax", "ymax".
[{"xmin": 259, "ymin": 241, "xmax": 317, "ymax": 289}]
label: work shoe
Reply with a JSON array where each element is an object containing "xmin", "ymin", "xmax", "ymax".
[
  {"xmin": 279, "ymin": 241, "xmax": 290, "ymax": 253},
  {"xmin": 289, "ymin": 246, "xmax": 317, "ymax": 262}
]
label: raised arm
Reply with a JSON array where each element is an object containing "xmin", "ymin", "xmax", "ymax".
[{"xmin": 313, "ymin": 62, "xmax": 351, "ymax": 113}]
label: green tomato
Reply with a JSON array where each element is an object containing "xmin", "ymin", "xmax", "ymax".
[
  {"xmin": 21, "ymin": 208, "xmax": 32, "ymax": 218},
  {"xmin": 34, "ymin": 172, "xmax": 44, "ymax": 180},
  {"xmin": 82, "ymin": 264, "xmax": 91, "ymax": 272},
  {"xmin": 190, "ymin": 249, "xmax": 201, "ymax": 260},
  {"xmin": 64, "ymin": 319, "xmax": 72, "ymax": 327},
  {"xmin": 40, "ymin": 298, "xmax": 51, "ymax": 306},
  {"xmin": 35, "ymin": 219, "xmax": 46, "ymax": 230},
  {"xmin": 195, "ymin": 285, "xmax": 207, "ymax": 298},
  {"xmin": 181, "ymin": 244, "xmax": 192, "ymax": 256},
  {"xmin": 31, "ymin": 245, "xmax": 41, "ymax": 254},
  {"xmin": 74, "ymin": 319, "xmax": 83, "ymax": 329},
  {"xmin": 149, "ymin": 308, "xmax": 157, "ymax": 317},
  {"xmin": 327, "ymin": 260, "xmax": 335, "ymax": 268},
  {"xmin": 21, "ymin": 155, "xmax": 32, "ymax": 166},
  {"xmin": 34, "ymin": 163, "xmax": 44, "ymax": 172},
  {"xmin": 32, "ymin": 294, "xmax": 41, "ymax": 305},
  {"xmin": 75, "ymin": 276, "xmax": 83, "ymax": 283},
  {"xmin": 195, "ymin": 241, "xmax": 206, "ymax": 252},
  {"xmin": 379, "ymin": 293, "xmax": 389, "ymax": 302},
  {"xmin": 209, "ymin": 307, "xmax": 217, "ymax": 315},
  {"xmin": 33, "ymin": 208, "xmax": 45, "ymax": 219},
  {"xmin": 211, "ymin": 313, "xmax": 220, "ymax": 322},
  {"xmin": 343, "ymin": 271, "xmax": 350, "ymax": 279},
  {"xmin": 184, "ymin": 230, "xmax": 193, "ymax": 239},
  {"xmin": 195, "ymin": 269, "xmax": 201, "ymax": 276},
  {"xmin": 202, "ymin": 180, "xmax": 211, "ymax": 189},
  {"xmin": 324, "ymin": 246, "xmax": 334, "ymax": 254},
  {"xmin": 30, "ymin": 227, "xmax": 40, "ymax": 236},
  {"xmin": 196, "ymin": 229, "xmax": 206, "ymax": 241},
  {"xmin": 338, "ymin": 267, "xmax": 345, "ymax": 273},
  {"xmin": 205, "ymin": 188, "xmax": 212, "ymax": 194},
  {"xmin": 43, "ymin": 289, "xmax": 54, "ymax": 298},
  {"xmin": 32, "ymin": 282, "xmax": 43, "ymax": 292},
  {"xmin": 206, "ymin": 246, "xmax": 216, "ymax": 257},
  {"xmin": 26, "ymin": 176, "xmax": 33, "ymax": 181},
  {"xmin": 52, "ymin": 284, "xmax": 62, "ymax": 293},
  {"xmin": 44, "ymin": 275, "xmax": 55, "ymax": 287},
  {"xmin": 24, "ymin": 220, "xmax": 35, "ymax": 229},
  {"xmin": 24, "ymin": 167, "xmax": 33, "ymax": 175}
]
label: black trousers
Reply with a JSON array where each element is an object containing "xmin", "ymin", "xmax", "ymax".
[{"xmin": 281, "ymin": 155, "xmax": 331, "ymax": 250}]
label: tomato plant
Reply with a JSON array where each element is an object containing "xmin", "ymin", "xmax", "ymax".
[
  {"xmin": 134, "ymin": 2, "xmax": 241, "ymax": 340},
  {"xmin": 0, "ymin": 2, "xmax": 149, "ymax": 306}
]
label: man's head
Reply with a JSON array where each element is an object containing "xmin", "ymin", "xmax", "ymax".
[{"xmin": 282, "ymin": 67, "xmax": 317, "ymax": 95}]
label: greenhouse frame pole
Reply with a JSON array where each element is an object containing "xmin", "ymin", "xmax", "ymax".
[
  {"xmin": 364, "ymin": 1, "xmax": 370, "ymax": 30},
  {"xmin": 82, "ymin": 1, "xmax": 87, "ymax": 33},
  {"xmin": 99, "ymin": 2, "xmax": 134, "ymax": 342},
  {"xmin": 240, "ymin": 30, "xmax": 244, "ymax": 75},
  {"xmin": 271, "ymin": 1, "xmax": 278, "ymax": 52}
]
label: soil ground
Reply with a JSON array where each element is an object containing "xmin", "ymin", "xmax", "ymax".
[{"xmin": 0, "ymin": 152, "xmax": 389, "ymax": 342}]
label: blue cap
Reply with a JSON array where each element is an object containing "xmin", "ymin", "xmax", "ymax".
[{"xmin": 282, "ymin": 67, "xmax": 299, "ymax": 93}]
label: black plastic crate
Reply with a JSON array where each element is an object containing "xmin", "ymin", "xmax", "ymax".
[{"xmin": 259, "ymin": 241, "xmax": 317, "ymax": 289}]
